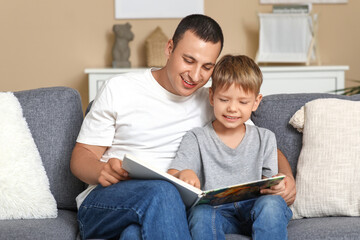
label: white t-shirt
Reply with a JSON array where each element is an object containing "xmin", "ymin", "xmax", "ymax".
[{"xmin": 75, "ymin": 69, "xmax": 213, "ymax": 207}]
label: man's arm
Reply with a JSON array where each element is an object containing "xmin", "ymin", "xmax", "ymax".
[
  {"xmin": 261, "ymin": 149, "xmax": 296, "ymax": 206},
  {"xmin": 70, "ymin": 143, "xmax": 129, "ymax": 187}
]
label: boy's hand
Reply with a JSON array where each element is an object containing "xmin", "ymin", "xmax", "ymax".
[
  {"xmin": 260, "ymin": 173, "xmax": 296, "ymax": 206},
  {"xmin": 177, "ymin": 169, "xmax": 201, "ymax": 189},
  {"xmin": 98, "ymin": 158, "xmax": 130, "ymax": 187}
]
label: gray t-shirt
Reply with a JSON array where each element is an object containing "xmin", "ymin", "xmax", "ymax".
[{"xmin": 169, "ymin": 122, "xmax": 278, "ymax": 191}]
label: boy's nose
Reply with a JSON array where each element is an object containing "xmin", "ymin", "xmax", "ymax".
[{"xmin": 227, "ymin": 103, "xmax": 238, "ymax": 112}]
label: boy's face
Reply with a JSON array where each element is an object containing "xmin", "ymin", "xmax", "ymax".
[
  {"xmin": 209, "ymin": 83, "xmax": 262, "ymax": 131},
  {"xmin": 164, "ymin": 31, "xmax": 221, "ymax": 97}
]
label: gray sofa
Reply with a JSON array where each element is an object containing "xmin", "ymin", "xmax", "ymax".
[
  {"xmin": 1, "ymin": 86, "xmax": 359, "ymax": 239},
  {"xmin": 0, "ymin": 87, "xmax": 85, "ymax": 239}
]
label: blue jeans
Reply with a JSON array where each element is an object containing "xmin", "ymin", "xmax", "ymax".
[
  {"xmin": 77, "ymin": 180, "xmax": 192, "ymax": 240},
  {"xmin": 188, "ymin": 195, "xmax": 293, "ymax": 240}
]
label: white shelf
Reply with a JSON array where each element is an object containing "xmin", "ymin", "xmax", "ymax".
[{"xmin": 85, "ymin": 66, "xmax": 348, "ymax": 102}]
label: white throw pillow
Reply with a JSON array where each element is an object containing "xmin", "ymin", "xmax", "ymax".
[
  {"xmin": 289, "ymin": 98, "xmax": 360, "ymax": 219},
  {"xmin": 0, "ymin": 92, "xmax": 57, "ymax": 219}
]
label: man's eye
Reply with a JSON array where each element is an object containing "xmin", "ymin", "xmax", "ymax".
[
  {"xmin": 184, "ymin": 58, "xmax": 192, "ymax": 63},
  {"xmin": 203, "ymin": 65, "xmax": 211, "ymax": 71}
]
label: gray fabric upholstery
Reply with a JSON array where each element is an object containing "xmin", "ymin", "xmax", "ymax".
[
  {"xmin": 0, "ymin": 210, "xmax": 78, "ymax": 240},
  {"xmin": 226, "ymin": 234, "xmax": 251, "ymax": 240},
  {"xmin": 0, "ymin": 87, "xmax": 84, "ymax": 239},
  {"xmin": 13, "ymin": 87, "xmax": 85, "ymax": 211},
  {"xmin": 251, "ymin": 93, "xmax": 360, "ymax": 177},
  {"xmin": 226, "ymin": 216, "xmax": 360, "ymax": 240},
  {"xmin": 288, "ymin": 217, "xmax": 360, "ymax": 240}
]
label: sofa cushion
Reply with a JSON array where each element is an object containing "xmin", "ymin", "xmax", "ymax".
[
  {"xmin": 0, "ymin": 92, "xmax": 57, "ymax": 219},
  {"xmin": 287, "ymin": 217, "xmax": 360, "ymax": 240},
  {"xmin": 225, "ymin": 217, "xmax": 360, "ymax": 240},
  {"xmin": 0, "ymin": 210, "xmax": 79, "ymax": 240},
  {"xmin": 289, "ymin": 98, "xmax": 360, "ymax": 219},
  {"xmin": 13, "ymin": 87, "xmax": 85, "ymax": 210},
  {"xmin": 251, "ymin": 93, "xmax": 360, "ymax": 177}
]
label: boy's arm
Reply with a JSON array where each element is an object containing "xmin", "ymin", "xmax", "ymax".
[
  {"xmin": 168, "ymin": 169, "xmax": 201, "ymax": 189},
  {"xmin": 70, "ymin": 143, "xmax": 129, "ymax": 187},
  {"xmin": 261, "ymin": 149, "xmax": 296, "ymax": 206}
]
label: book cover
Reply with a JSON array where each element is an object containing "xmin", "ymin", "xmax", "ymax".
[
  {"xmin": 196, "ymin": 176, "xmax": 284, "ymax": 206},
  {"xmin": 122, "ymin": 154, "xmax": 284, "ymax": 208}
]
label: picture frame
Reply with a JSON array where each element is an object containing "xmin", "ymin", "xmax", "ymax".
[{"xmin": 115, "ymin": 0, "xmax": 204, "ymax": 19}]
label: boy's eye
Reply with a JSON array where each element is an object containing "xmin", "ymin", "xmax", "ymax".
[
  {"xmin": 219, "ymin": 98, "xmax": 228, "ymax": 102},
  {"xmin": 240, "ymin": 101, "xmax": 248, "ymax": 104}
]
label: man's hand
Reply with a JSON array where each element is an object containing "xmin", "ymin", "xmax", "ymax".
[
  {"xmin": 261, "ymin": 173, "xmax": 296, "ymax": 206},
  {"xmin": 98, "ymin": 158, "xmax": 130, "ymax": 187}
]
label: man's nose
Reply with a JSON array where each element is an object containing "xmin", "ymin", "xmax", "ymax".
[{"xmin": 189, "ymin": 67, "xmax": 202, "ymax": 83}]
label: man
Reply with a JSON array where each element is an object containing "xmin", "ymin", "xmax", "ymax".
[{"xmin": 71, "ymin": 14, "xmax": 295, "ymax": 240}]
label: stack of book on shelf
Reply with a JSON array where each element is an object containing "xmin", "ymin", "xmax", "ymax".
[{"xmin": 272, "ymin": 4, "xmax": 311, "ymax": 14}]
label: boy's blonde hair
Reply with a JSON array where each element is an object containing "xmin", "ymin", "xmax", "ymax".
[{"xmin": 211, "ymin": 55, "xmax": 263, "ymax": 95}]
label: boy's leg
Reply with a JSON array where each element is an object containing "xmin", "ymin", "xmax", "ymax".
[
  {"xmin": 77, "ymin": 179, "xmax": 191, "ymax": 240},
  {"xmin": 250, "ymin": 195, "xmax": 293, "ymax": 240},
  {"xmin": 188, "ymin": 203, "xmax": 242, "ymax": 240}
]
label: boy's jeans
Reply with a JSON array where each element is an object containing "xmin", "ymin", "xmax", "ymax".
[
  {"xmin": 188, "ymin": 195, "xmax": 293, "ymax": 240},
  {"xmin": 77, "ymin": 180, "xmax": 191, "ymax": 240}
]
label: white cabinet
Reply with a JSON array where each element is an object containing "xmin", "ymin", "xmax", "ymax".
[
  {"xmin": 85, "ymin": 68, "xmax": 147, "ymax": 102},
  {"xmin": 259, "ymin": 66, "xmax": 348, "ymax": 96},
  {"xmin": 85, "ymin": 66, "xmax": 348, "ymax": 102}
]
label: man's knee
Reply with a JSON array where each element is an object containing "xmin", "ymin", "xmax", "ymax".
[
  {"xmin": 120, "ymin": 224, "xmax": 142, "ymax": 240},
  {"xmin": 147, "ymin": 180, "xmax": 179, "ymax": 197},
  {"xmin": 143, "ymin": 180, "xmax": 185, "ymax": 208}
]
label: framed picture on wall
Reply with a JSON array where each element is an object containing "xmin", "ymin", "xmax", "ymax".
[
  {"xmin": 260, "ymin": 0, "xmax": 347, "ymax": 3},
  {"xmin": 115, "ymin": 0, "xmax": 204, "ymax": 19}
]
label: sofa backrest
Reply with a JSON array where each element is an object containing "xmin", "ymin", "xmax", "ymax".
[
  {"xmin": 251, "ymin": 93, "xmax": 360, "ymax": 178},
  {"xmin": 14, "ymin": 87, "xmax": 85, "ymax": 211}
]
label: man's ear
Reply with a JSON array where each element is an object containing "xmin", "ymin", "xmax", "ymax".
[
  {"xmin": 209, "ymin": 88, "xmax": 215, "ymax": 107},
  {"xmin": 165, "ymin": 39, "xmax": 174, "ymax": 59},
  {"xmin": 252, "ymin": 94, "xmax": 263, "ymax": 112}
]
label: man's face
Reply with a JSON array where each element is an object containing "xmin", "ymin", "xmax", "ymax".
[{"xmin": 164, "ymin": 31, "xmax": 221, "ymax": 97}]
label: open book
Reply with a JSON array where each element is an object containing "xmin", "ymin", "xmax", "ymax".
[{"xmin": 122, "ymin": 154, "xmax": 285, "ymax": 208}]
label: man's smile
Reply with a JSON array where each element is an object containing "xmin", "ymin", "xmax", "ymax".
[{"xmin": 181, "ymin": 75, "xmax": 197, "ymax": 88}]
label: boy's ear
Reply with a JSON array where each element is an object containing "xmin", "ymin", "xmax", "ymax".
[
  {"xmin": 165, "ymin": 39, "xmax": 174, "ymax": 59},
  {"xmin": 252, "ymin": 94, "xmax": 263, "ymax": 112},
  {"xmin": 209, "ymin": 88, "xmax": 215, "ymax": 107}
]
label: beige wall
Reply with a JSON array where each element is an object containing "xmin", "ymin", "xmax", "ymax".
[{"xmin": 1, "ymin": 0, "xmax": 359, "ymax": 111}]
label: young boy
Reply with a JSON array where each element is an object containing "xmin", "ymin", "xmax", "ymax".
[{"xmin": 168, "ymin": 55, "xmax": 292, "ymax": 240}]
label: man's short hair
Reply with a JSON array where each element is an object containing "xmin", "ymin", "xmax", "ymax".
[
  {"xmin": 172, "ymin": 14, "xmax": 224, "ymax": 53},
  {"xmin": 211, "ymin": 55, "xmax": 263, "ymax": 95}
]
